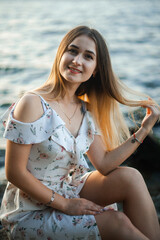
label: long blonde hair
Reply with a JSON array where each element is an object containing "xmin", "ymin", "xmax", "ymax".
[{"xmin": 35, "ymin": 26, "xmax": 157, "ymax": 151}]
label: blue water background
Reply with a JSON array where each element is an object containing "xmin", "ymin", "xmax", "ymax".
[{"xmin": 0, "ymin": 0, "xmax": 160, "ymax": 148}]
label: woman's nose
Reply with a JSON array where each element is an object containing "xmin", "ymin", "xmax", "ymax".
[{"xmin": 72, "ymin": 55, "xmax": 82, "ymax": 66}]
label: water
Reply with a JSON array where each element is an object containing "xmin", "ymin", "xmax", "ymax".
[{"xmin": 0, "ymin": 0, "xmax": 160, "ymax": 148}]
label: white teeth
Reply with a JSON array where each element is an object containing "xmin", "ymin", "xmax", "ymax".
[{"xmin": 69, "ymin": 67, "xmax": 81, "ymax": 73}]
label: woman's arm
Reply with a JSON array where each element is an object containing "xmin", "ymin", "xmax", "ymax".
[
  {"xmin": 6, "ymin": 140, "xmax": 67, "ymax": 210},
  {"xmin": 87, "ymin": 105, "xmax": 160, "ymax": 175},
  {"xmin": 5, "ymin": 94, "xmax": 67, "ymax": 211},
  {"xmin": 5, "ymin": 94, "xmax": 103, "ymax": 215}
]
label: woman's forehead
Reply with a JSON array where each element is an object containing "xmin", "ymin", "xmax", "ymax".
[{"xmin": 68, "ymin": 35, "xmax": 97, "ymax": 55}]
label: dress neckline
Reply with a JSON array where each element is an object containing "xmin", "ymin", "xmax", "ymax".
[{"xmin": 38, "ymin": 94, "xmax": 86, "ymax": 139}]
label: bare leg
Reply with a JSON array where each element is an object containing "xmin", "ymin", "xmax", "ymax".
[
  {"xmin": 80, "ymin": 167, "xmax": 160, "ymax": 240},
  {"xmin": 95, "ymin": 210, "xmax": 149, "ymax": 240}
]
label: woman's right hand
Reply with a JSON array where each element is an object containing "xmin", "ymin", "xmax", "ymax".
[
  {"xmin": 141, "ymin": 104, "xmax": 160, "ymax": 134},
  {"xmin": 64, "ymin": 198, "xmax": 104, "ymax": 216}
]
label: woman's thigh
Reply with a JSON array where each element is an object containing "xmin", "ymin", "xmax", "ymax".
[{"xmin": 80, "ymin": 166, "xmax": 143, "ymax": 206}]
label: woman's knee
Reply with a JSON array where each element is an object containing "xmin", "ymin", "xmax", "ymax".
[
  {"xmin": 114, "ymin": 166, "xmax": 145, "ymax": 188},
  {"xmin": 96, "ymin": 210, "xmax": 136, "ymax": 240},
  {"xmin": 101, "ymin": 166, "xmax": 146, "ymax": 201}
]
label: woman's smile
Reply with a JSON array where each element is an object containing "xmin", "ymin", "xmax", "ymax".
[
  {"xmin": 59, "ymin": 35, "xmax": 97, "ymax": 85},
  {"xmin": 68, "ymin": 66, "xmax": 82, "ymax": 74}
]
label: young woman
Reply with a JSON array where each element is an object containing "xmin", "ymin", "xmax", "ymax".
[{"xmin": 0, "ymin": 26, "xmax": 160, "ymax": 240}]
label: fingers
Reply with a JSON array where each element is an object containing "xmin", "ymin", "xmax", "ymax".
[
  {"xmin": 67, "ymin": 198, "xmax": 104, "ymax": 216},
  {"xmin": 67, "ymin": 198, "xmax": 114, "ymax": 216},
  {"xmin": 84, "ymin": 201, "xmax": 104, "ymax": 215},
  {"xmin": 77, "ymin": 199, "xmax": 102, "ymax": 215},
  {"xmin": 148, "ymin": 105, "xmax": 160, "ymax": 116},
  {"xmin": 147, "ymin": 107, "xmax": 151, "ymax": 115},
  {"xmin": 143, "ymin": 104, "xmax": 160, "ymax": 115},
  {"xmin": 143, "ymin": 97, "xmax": 159, "ymax": 111},
  {"xmin": 84, "ymin": 209, "xmax": 101, "ymax": 215},
  {"xmin": 84, "ymin": 204, "xmax": 115, "ymax": 215},
  {"xmin": 141, "ymin": 104, "xmax": 160, "ymax": 132},
  {"xmin": 146, "ymin": 97, "xmax": 157, "ymax": 115},
  {"xmin": 88, "ymin": 200, "xmax": 103, "ymax": 211}
]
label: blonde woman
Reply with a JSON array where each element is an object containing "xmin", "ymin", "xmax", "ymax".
[{"xmin": 0, "ymin": 26, "xmax": 160, "ymax": 240}]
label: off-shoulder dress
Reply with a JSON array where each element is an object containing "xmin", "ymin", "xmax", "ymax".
[{"xmin": 0, "ymin": 95, "xmax": 117, "ymax": 240}]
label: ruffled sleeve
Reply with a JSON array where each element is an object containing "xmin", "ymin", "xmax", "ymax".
[{"xmin": 3, "ymin": 105, "xmax": 64, "ymax": 145}]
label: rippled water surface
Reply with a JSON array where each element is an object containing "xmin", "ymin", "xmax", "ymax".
[{"xmin": 0, "ymin": 0, "xmax": 160, "ymax": 147}]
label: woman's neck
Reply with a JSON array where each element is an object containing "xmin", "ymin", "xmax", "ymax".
[
  {"xmin": 58, "ymin": 84, "xmax": 80, "ymax": 105},
  {"xmin": 59, "ymin": 94, "xmax": 79, "ymax": 105}
]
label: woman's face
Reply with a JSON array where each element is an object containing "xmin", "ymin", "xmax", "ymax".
[{"xmin": 59, "ymin": 35, "xmax": 97, "ymax": 87}]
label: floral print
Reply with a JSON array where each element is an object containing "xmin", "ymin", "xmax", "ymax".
[
  {"xmin": 84, "ymin": 219, "xmax": 97, "ymax": 229},
  {"xmin": 17, "ymin": 136, "xmax": 25, "ymax": 144},
  {"xmin": 39, "ymin": 153, "xmax": 49, "ymax": 159},
  {"xmin": 72, "ymin": 217, "xmax": 83, "ymax": 226},
  {"xmin": 18, "ymin": 227, "xmax": 27, "ymax": 238},
  {"xmin": 0, "ymin": 95, "xmax": 117, "ymax": 239}
]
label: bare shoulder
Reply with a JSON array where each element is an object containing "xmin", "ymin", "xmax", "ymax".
[{"xmin": 13, "ymin": 93, "xmax": 44, "ymax": 123}]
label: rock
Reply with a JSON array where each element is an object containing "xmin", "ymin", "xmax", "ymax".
[
  {"xmin": 0, "ymin": 228, "xmax": 8, "ymax": 240},
  {"xmin": 125, "ymin": 130, "xmax": 160, "ymax": 171},
  {"xmin": 123, "ymin": 132, "xmax": 160, "ymax": 223}
]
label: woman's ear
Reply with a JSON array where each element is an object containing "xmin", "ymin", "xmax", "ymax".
[{"xmin": 92, "ymin": 70, "xmax": 97, "ymax": 78}]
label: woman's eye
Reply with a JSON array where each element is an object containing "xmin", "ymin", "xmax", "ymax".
[
  {"xmin": 68, "ymin": 49, "xmax": 77, "ymax": 54},
  {"xmin": 85, "ymin": 54, "xmax": 93, "ymax": 60}
]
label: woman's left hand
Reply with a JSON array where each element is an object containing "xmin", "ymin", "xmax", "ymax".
[{"xmin": 141, "ymin": 104, "xmax": 160, "ymax": 134}]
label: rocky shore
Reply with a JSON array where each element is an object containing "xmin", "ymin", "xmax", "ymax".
[
  {"xmin": 124, "ymin": 131, "xmax": 160, "ymax": 222},
  {"xmin": 0, "ymin": 129, "xmax": 160, "ymax": 239}
]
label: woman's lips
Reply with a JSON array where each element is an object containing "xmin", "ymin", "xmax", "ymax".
[{"xmin": 68, "ymin": 66, "xmax": 82, "ymax": 74}]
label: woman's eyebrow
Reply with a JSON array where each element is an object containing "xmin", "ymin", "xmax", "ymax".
[{"xmin": 69, "ymin": 44, "xmax": 96, "ymax": 56}]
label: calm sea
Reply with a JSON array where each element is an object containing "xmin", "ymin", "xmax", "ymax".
[{"xmin": 0, "ymin": 0, "xmax": 160, "ymax": 148}]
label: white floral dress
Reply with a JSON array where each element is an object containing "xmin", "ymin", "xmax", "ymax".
[{"xmin": 0, "ymin": 95, "xmax": 117, "ymax": 240}]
